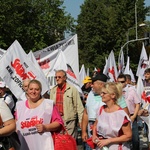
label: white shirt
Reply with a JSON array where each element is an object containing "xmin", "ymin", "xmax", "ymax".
[
  {"xmin": 1, "ymin": 94, "xmax": 15, "ymax": 111},
  {"xmin": 0, "ymin": 100, "xmax": 13, "ymax": 122}
]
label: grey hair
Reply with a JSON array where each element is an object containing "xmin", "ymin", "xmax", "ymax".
[{"xmin": 55, "ymin": 70, "xmax": 67, "ymax": 77}]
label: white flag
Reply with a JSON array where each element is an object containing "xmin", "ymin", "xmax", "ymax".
[
  {"xmin": 148, "ymin": 55, "xmax": 150, "ymax": 68},
  {"xmin": 136, "ymin": 76, "xmax": 144, "ymax": 101},
  {"xmin": 123, "ymin": 56, "xmax": 130, "ymax": 74},
  {"xmin": 137, "ymin": 76, "xmax": 150, "ymax": 130},
  {"xmin": 118, "ymin": 49, "xmax": 124, "ymax": 74},
  {"xmin": 123, "ymin": 57, "xmax": 135, "ymax": 82},
  {"xmin": 79, "ymin": 64, "xmax": 86, "ymax": 88},
  {"xmin": 86, "ymin": 68, "xmax": 89, "ymax": 77},
  {"xmin": 130, "ymin": 69, "xmax": 136, "ymax": 83},
  {"xmin": 48, "ymin": 50, "xmax": 82, "ymax": 93},
  {"xmin": 103, "ymin": 57, "xmax": 108, "ymax": 75},
  {"xmin": 136, "ymin": 43, "xmax": 148, "ymax": 78},
  {"xmin": 0, "ymin": 48, "xmax": 6, "ymax": 58},
  {"xmin": 28, "ymin": 51, "xmax": 49, "ymax": 92},
  {"xmin": 136, "ymin": 76, "xmax": 149, "ymax": 106},
  {"xmin": 103, "ymin": 50, "xmax": 118, "ymax": 82},
  {"xmin": 0, "ymin": 40, "xmax": 49, "ymax": 98}
]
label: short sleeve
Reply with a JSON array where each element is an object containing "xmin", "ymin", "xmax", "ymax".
[
  {"xmin": 51, "ymin": 105, "xmax": 64, "ymax": 125},
  {"xmin": 0, "ymin": 101, "xmax": 13, "ymax": 122},
  {"xmin": 123, "ymin": 116, "xmax": 130, "ymax": 125},
  {"xmin": 5, "ymin": 95, "xmax": 15, "ymax": 110},
  {"xmin": 117, "ymin": 96, "xmax": 127, "ymax": 108}
]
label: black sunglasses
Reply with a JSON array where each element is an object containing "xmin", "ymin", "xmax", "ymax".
[
  {"xmin": 55, "ymin": 76, "xmax": 63, "ymax": 79},
  {"xmin": 118, "ymin": 81, "xmax": 125, "ymax": 83}
]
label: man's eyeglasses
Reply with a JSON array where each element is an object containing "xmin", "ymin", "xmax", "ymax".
[
  {"xmin": 118, "ymin": 81, "xmax": 125, "ymax": 83},
  {"xmin": 55, "ymin": 76, "xmax": 63, "ymax": 79}
]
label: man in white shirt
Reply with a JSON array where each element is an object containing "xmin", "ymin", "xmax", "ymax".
[{"xmin": 117, "ymin": 74, "xmax": 141, "ymax": 150}]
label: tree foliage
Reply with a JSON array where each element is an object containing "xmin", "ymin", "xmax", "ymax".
[
  {"xmin": 76, "ymin": 0, "xmax": 149, "ymax": 74},
  {"xmin": 0, "ymin": 0, "xmax": 75, "ymax": 52}
]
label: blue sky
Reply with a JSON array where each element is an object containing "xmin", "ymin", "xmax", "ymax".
[
  {"xmin": 63, "ymin": 0, "xmax": 84, "ymax": 20},
  {"xmin": 63, "ymin": 0, "xmax": 150, "ymax": 21}
]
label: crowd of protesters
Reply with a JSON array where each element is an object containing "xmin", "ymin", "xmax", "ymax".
[{"xmin": 0, "ymin": 68, "xmax": 150, "ymax": 150}]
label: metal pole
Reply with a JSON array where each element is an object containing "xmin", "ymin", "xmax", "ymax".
[
  {"xmin": 135, "ymin": 0, "xmax": 138, "ymax": 40},
  {"xmin": 122, "ymin": 37, "xmax": 149, "ymax": 52},
  {"xmin": 126, "ymin": 27, "xmax": 135, "ymax": 60},
  {"xmin": 126, "ymin": 31, "xmax": 129, "ymax": 60}
]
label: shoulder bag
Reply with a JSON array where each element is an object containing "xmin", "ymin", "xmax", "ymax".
[{"xmin": 52, "ymin": 126, "xmax": 77, "ymax": 150}]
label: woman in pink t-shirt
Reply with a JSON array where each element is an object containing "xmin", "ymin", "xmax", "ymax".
[
  {"xmin": 16, "ymin": 79, "xmax": 63, "ymax": 150},
  {"xmin": 92, "ymin": 82, "xmax": 132, "ymax": 150}
]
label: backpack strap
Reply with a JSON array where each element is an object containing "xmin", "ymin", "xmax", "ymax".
[{"xmin": 3, "ymin": 93, "xmax": 9, "ymax": 101}]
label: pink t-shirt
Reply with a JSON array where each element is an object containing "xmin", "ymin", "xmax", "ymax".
[{"xmin": 123, "ymin": 86, "xmax": 141, "ymax": 114}]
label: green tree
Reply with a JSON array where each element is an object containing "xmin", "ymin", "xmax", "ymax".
[
  {"xmin": 76, "ymin": 0, "xmax": 149, "ymax": 74},
  {"xmin": 0, "ymin": 0, "xmax": 75, "ymax": 52}
]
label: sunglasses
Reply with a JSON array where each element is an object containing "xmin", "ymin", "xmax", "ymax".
[
  {"xmin": 118, "ymin": 81, "xmax": 125, "ymax": 83},
  {"xmin": 55, "ymin": 76, "xmax": 63, "ymax": 79}
]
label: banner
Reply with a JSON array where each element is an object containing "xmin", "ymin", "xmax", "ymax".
[
  {"xmin": 0, "ymin": 48, "xmax": 6, "ymax": 58},
  {"xmin": 33, "ymin": 34, "xmax": 80, "ymax": 91},
  {"xmin": 46, "ymin": 50, "xmax": 82, "ymax": 93},
  {"xmin": 0, "ymin": 40, "xmax": 49, "ymax": 98}
]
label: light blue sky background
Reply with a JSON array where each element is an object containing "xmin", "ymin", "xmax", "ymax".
[{"xmin": 63, "ymin": 0, "xmax": 150, "ymax": 21}]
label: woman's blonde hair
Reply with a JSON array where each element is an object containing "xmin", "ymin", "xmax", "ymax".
[
  {"xmin": 28, "ymin": 79, "xmax": 42, "ymax": 92},
  {"xmin": 102, "ymin": 82, "xmax": 122, "ymax": 100}
]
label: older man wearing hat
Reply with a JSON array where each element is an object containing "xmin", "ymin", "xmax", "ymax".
[
  {"xmin": 81, "ymin": 73, "xmax": 107, "ymax": 150},
  {"xmin": 0, "ymin": 81, "xmax": 15, "ymax": 112}
]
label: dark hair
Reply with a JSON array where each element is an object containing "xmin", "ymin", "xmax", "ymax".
[
  {"xmin": 124, "ymin": 74, "xmax": 131, "ymax": 81},
  {"xmin": 144, "ymin": 68, "xmax": 150, "ymax": 74},
  {"xmin": 117, "ymin": 74, "xmax": 126, "ymax": 81}
]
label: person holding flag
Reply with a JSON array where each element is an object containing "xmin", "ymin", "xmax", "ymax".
[{"xmin": 138, "ymin": 68, "xmax": 150, "ymax": 150}]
